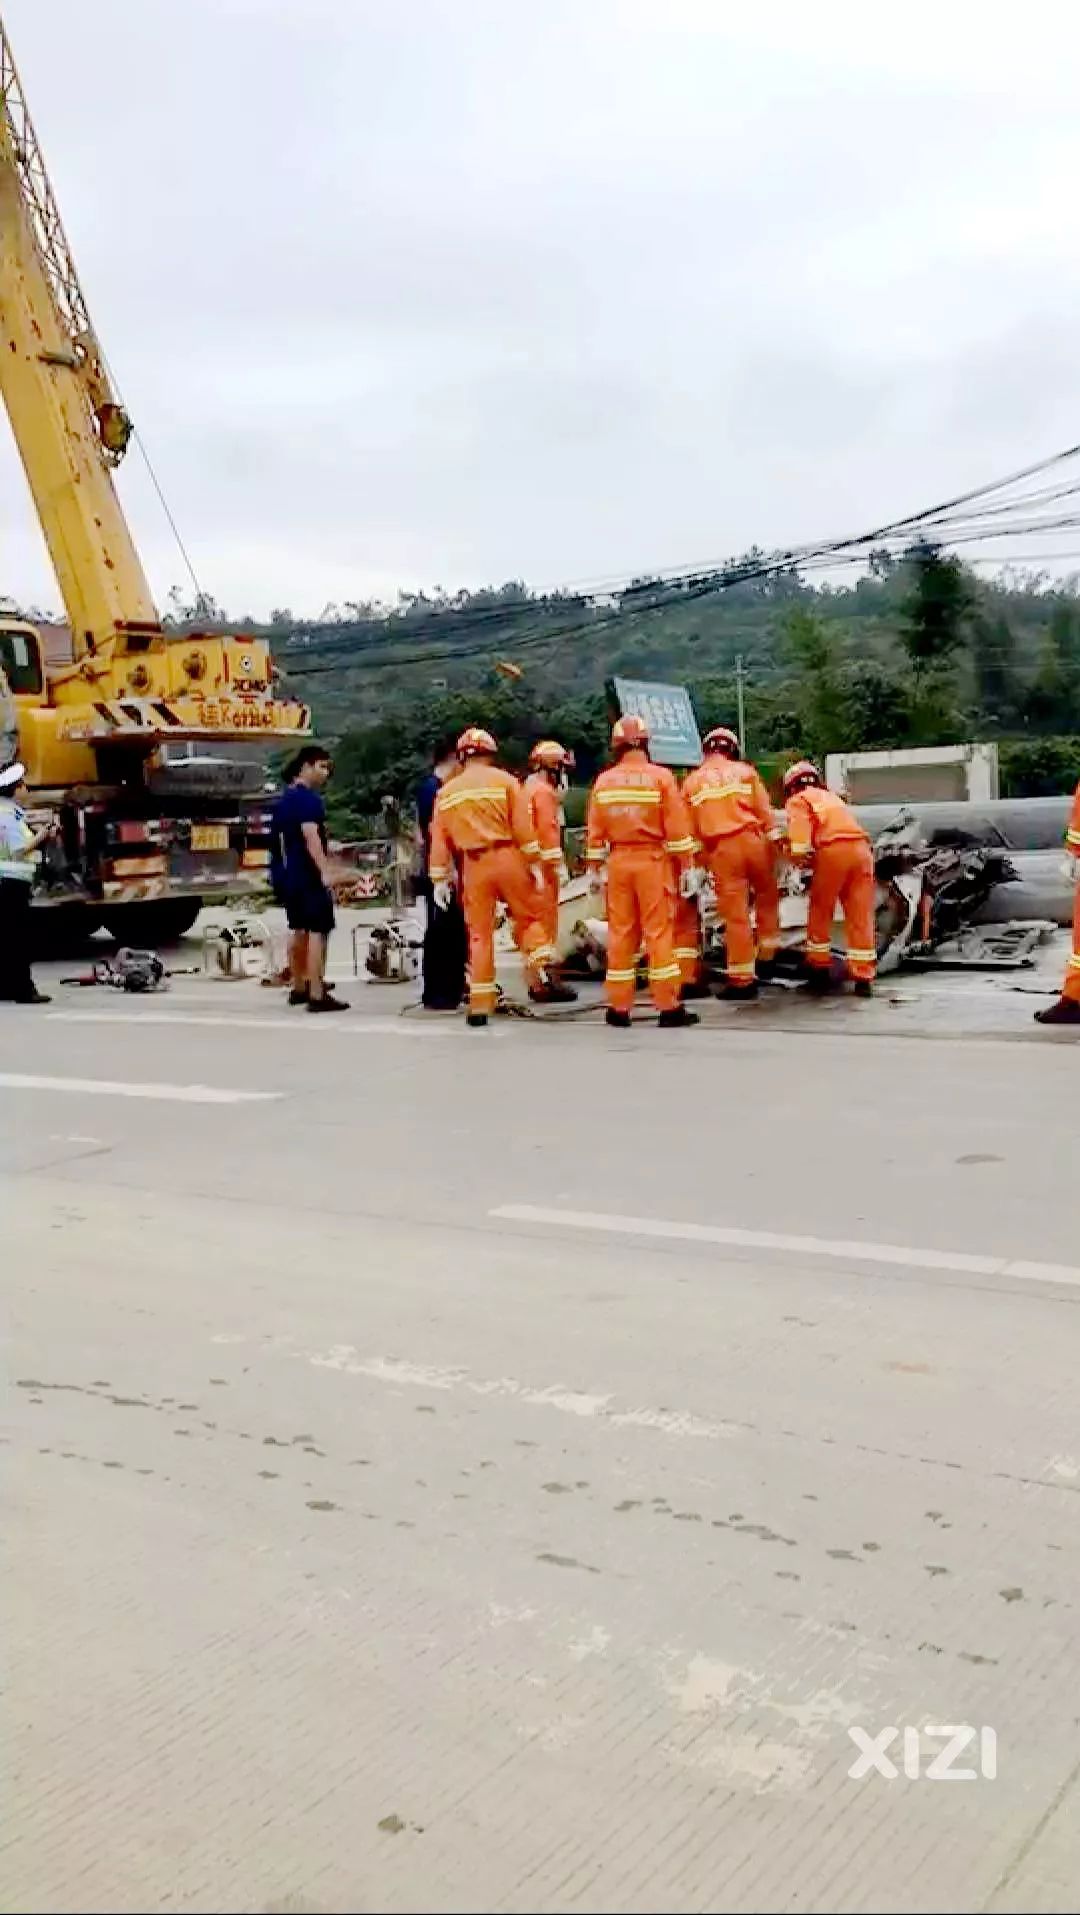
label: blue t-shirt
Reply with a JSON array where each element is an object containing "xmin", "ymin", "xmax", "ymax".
[
  {"xmin": 271, "ymin": 784, "xmax": 327, "ymax": 896},
  {"xmin": 416, "ymin": 771, "xmax": 441, "ymax": 859}
]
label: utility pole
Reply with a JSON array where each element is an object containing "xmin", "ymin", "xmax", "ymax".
[{"xmin": 735, "ymin": 654, "xmax": 747, "ymax": 756}]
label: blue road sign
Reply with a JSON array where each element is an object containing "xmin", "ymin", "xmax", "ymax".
[{"xmin": 611, "ymin": 677, "xmax": 702, "ymax": 767}]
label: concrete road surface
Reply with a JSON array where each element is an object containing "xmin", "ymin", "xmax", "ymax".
[{"xmin": 3, "ymin": 934, "xmax": 1080, "ymax": 1914}]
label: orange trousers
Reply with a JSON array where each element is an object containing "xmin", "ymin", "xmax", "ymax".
[
  {"xmin": 805, "ymin": 839, "xmax": 877, "ymax": 981},
  {"xmin": 1064, "ymin": 886, "xmax": 1080, "ymax": 1002},
  {"xmin": 605, "ymin": 846, "xmax": 682, "ymax": 1013},
  {"xmin": 461, "ymin": 844, "xmax": 553, "ymax": 1014},
  {"xmin": 706, "ymin": 832, "xmax": 780, "ymax": 983},
  {"xmin": 672, "ymin": 890, "xmax": 702, "ymax": 987},
  {"xmin": 535, "ymin": 863, "xmax": 561, "ymax": 952}
]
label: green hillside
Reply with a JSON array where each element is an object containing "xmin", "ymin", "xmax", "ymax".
[{"xmin": 179, "ymin": 547, "xmax": 1080, "ymax": 833}]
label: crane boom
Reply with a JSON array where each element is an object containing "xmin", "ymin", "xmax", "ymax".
[
  {"xmin": 1, "ymin": 26, "xmax": 107, "ymax": 390},
  {"xmin": 0, "ymin": 15, "xmax": 309, "ymax": 768},
  {"xmin": 0, "ymin": 18, "xmax": 161, "ymax": 658}
]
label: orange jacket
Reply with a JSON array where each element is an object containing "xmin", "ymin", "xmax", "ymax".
[
  {"xmin": 428, "ymin": 761, "xmax": 539, "ymax": 881},
  {"xmin": 524, "ymin": 771, "xmax": 564, "ymax": 865},
  {"xmin": 586, "ymin": 749, "xmax": 696, "ymax": 869},
  {"xmin": 1068, "ymin": 780, "xmax": 1080, "ymax": 856},
  {"xmin": 682, "ymin": 757, "xmax": 777, "ymax": 845},
  {"xmin": 785, "ymin": 785, "xmax": 868, "ymax": 859}
]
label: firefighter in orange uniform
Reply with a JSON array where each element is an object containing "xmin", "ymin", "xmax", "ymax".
[
  {"xmin": 524, "ymin": 739, "xmax": 575, "ymax": 969},
  {"xmin": 428, "ymin": 728, "xmax": 572, "ymax": 1026},
  {"xmin": 586, "ymin": 715, "xmax": 701, "ymax": 1028},
  {"xmin": 782, "ymin": 760, "xmax": 877, "ymax": 995},
  {"xmin": 669, "ymin": 769, "xmax": 709, "ymax": 999},
  {"xmin": 1034, "ymin": 777, "xmax": 1080, "ymax": 1027},
  {"xmin": 683, "ymin": 726, "xmax": 781, "ymax": 1000},
  {"xmin": 671, "ymin": 881, "xmax": 707, "ymax": 997}
]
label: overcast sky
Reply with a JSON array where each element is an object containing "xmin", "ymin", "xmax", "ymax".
[{"xmin": 4, "ymin": 0, "xmax": 1080, "ymax": 619}]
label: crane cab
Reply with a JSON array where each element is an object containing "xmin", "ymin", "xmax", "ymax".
[
  {"xmin": 0, "ymin": 616, "xmax": 44, "ymax": 699},
  {"xmin": 0, "ymin": 616, "xmax": 99, "ymax": 787}
]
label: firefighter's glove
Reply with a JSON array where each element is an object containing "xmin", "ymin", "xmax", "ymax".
[
  {"xmin": 433, "ymin": 880, "xmax": 455, "ymax": 912},
  {"xmin": 679, "ymin": 866, "xmax": 706, "ymax": 900}
]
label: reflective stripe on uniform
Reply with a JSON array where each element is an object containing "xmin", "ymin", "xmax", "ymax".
[
  {"xmin": 520, "ymin": 840, "xmax": 540, "ymax": 857},
  {"xmin": 593, "ymin": 787, "xmax": 662, "ymax": 805},
  {"xmin": 585, "ymin": 847, "xmax": 606, "ymax": 861},
  {"xmin": 727, "ymin": 961, "xmax": 756, "ymax": 977},
  {"xmin": 688, "ymin": 781, "xmax": 748, "ymax": 804},
  {"xmin": 789, "ymin": 843, "xmax": 812, "ymax": 856},
  {"xmin": 438, "ymin": 785, "xmax": 509, "ymax": 810},
  {"xmin": 673, "ymin": 947, "xmax": 699, "ymax": 960},
  {"xmin": 606, "ymin": 967, "xmax": 637, "ymax": 982},
  {"xmin": 1068, "ymin": 830, "xmax": 1080, "ymax": 847},
  {"xmin": 846, "ymin": 948, "xmax": 877, "ymax": 962},
  {"xmin": 1068, "ymin": 954, "xmax": 1080, "ymax": 972},
  {"xmin": 647, "ymin": 962, "xmax": 682, "ymax": 982},
  {"xmin": 540, "ymin": 847, "xmax": 563, "ymax": 863},
  {"xmin": 665, "ymin": 837, "xmax": 695, "ymax": 854},
  {"xmin": 805, "ymin": 939, "xmax": 832, "ymax": 954}
]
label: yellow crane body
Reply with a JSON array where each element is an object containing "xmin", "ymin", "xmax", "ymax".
[{"xmin": 0, "ymin": 19, "xmax": 312, "ymax": 937}]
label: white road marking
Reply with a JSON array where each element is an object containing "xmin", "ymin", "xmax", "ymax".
[
  {"xmin": 490, "ymin": 1203, "xmax": 1080, "ymax": 1290},
  {"xmin": 306, "ymin": 1345, "xmax": 741, "ymax": 1441},
  {"xmin": 0, "ymin": 1072, "xmax": 281, "ymax": 1104},
  {"xmin": 45, "ymin": 1011, "xmax": 472, "ymax": 1038}
]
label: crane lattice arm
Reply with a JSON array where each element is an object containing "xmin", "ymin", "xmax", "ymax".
[
  {"xmin": 0, "ymin": 15, "xmax": 309, "ymax": 753},
  {"xmin": 0, "ymin": 12, "xmax": 158, "ymax": 654},
  {"xmin": 0, "ymin": 21, "xmax": 130, "ymax": 463}
]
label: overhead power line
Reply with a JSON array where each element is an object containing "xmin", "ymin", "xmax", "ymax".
[{"xmin": 276, "ymin": 439, "xmax": 1080, "ymax": 682}]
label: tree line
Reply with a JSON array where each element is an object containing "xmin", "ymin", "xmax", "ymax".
[{"xmin": 168, "ymin": 546, "xmax": 1080, "ymax": 834}]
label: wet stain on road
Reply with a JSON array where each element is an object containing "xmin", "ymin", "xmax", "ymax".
[{"xmin": 537, "ymin": 1551, "xmax": 601, "ymax": 1575}]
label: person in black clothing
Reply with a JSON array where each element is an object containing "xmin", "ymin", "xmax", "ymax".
[
  {"xmin": 416, "ymin": 738, "xmax": 466, "ymax": 1010},
  {"xmin": 270, "ymin": 745, "xmax": 348, "ymax": 1012}
]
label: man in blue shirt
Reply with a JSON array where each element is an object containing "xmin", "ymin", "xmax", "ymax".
[{"xmin": 270, "ymin": 745, "xmax": 347, "ymax": 1012}]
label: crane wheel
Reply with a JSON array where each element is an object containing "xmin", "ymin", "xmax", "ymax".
[{"xmin": 102, "ymin": 900, "xmax": 202, "ymax": 946}]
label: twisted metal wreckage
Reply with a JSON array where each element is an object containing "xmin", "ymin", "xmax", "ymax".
[{"xmin": 556, "ymin": 804, "xmax": 1069, "ymax": 984}]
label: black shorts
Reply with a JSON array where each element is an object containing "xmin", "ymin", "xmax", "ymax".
[{"xmin": 283, "ymin": 885, "xmax": 335, "ymax": 934}]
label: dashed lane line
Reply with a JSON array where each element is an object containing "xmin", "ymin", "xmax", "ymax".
[
  {"xmin": 0, "ymin": 1072, "xmax": 282, "ymax": 1104},
  {"xmin": 490, "ymin": 1203, "xmax": 1080, "ymax": 1290},
  {"xmin": 44, "ymin": 1011, "xmax": 474, "ymax": 1038}
]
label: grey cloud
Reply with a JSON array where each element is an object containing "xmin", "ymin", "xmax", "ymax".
[{"xmin": 3, "ymin": 0, "xmax": 1080, "ymax": 616}]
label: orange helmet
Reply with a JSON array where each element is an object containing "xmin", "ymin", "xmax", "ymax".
[
  {"xmin": 529, "ymin": 738, "xmax": 574, "ymax": 772},
  {"xmin": 703, "ymin": 726, "xmax": 740, "ymax": 758},
  {"xmin": 782, "ymin": 758, "xmax": 824, "ymax": 795},
  {"xmin": 456, "ymin": 726, "xmax": 497, "ymax": 758},
  {"xmin": 611, "ymin": 714, "xmax": 650, "ymax": 752}
]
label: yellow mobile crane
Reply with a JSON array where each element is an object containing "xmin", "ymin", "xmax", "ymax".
[{"xmin": 0, "ymin": 19, "xmax": 310, "ymax": 941}]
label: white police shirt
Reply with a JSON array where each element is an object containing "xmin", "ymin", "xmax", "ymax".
[{"xmin": 0, "ymin": 796, "xmax": 36, "ymax": 881}]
